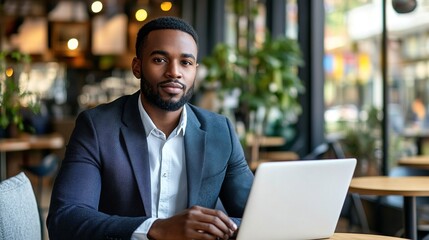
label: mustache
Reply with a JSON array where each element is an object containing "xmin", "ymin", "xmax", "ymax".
[{"xmin": 158, "ymin": 79, "xmax": 186, "ymax": 89}]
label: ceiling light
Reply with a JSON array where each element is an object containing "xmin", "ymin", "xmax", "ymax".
[
  {"xmin": 160, "ymin": 1, "xmax": 172, "ymax": 12},
  {"xmin": 135, "ymin": 9, "xmax": 148, "ymax": 21},
  {"xmin": 91, "ymin": 1, "xmax": 103, "ymax": 13},
  {"xmin": 67, "ymin": 38, "xmax": 79, "ymax": 50}
]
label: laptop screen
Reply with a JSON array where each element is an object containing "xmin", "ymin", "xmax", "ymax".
[{"xmin": 237, "ymin": 158, "xmax": 356, "ymax": 240}]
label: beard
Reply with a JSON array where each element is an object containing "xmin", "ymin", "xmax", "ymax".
[{"xmin": 140, "ymin": 75, "xmax": 195, "ymax": 111}]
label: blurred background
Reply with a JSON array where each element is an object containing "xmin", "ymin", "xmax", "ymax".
[{"xmin": 2, "ymin": 0, "xmax": 429, "ymax": 238}]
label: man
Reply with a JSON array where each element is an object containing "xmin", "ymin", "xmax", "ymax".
[{"xmin": 47, "ymin": 16, "xmax": 254, "ymax": 240}]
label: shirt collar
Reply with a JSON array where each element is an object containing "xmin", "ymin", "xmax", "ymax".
[{"xmin": 138, "ymin": 94, "xmax": 187, "ymax": 138}]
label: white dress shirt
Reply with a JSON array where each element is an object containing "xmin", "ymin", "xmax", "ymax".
[{"xmin": 131, "ymin": 95, "xmax": 188, "ymax": 240}]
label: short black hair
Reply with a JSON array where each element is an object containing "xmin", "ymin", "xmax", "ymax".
[{"xmin": 135, "ymin": 16, "xmax": 198, "ymax": 59}]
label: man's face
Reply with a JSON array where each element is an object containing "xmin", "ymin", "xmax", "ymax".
[{"xmin": 132, "ymin": 29, "xmax": 198, "ymax": 111}]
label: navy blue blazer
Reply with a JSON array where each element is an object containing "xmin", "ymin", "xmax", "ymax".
[{"xmin": 47, "ymin": 91, "xmax": 254, "ymax": 240}]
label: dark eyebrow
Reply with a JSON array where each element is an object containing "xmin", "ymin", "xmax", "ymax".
[
  {"xmin": 150, "ymin": 50, "xmax": 168, "ymax": 57},
  {"xmin": 181, "ymin": 53, "xmax": 196, "ymax": 61},
  {"xmin": 150, "ymin": 50, "xmax": 196, "ymax": 61}
]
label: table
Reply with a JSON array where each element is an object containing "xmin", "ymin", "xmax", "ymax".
[
  {"xmin": 249, "ymin": 151, "xmax": 299, "ymax": 171},
  {"xmin": 398, "ymin": 155, "xmax": 429, "ymax": 169},
  {"xmin": 349, "ymin": 176, "xmax": 429, "ymax": 240},
  {"xmin": 0, "ymin": 133, "xmax": 64, "ymax": 181},
  {"xmin": 329, "ymin": 233, "xmax": 408, "ymax": 239},
  {"xmin": 245, "ymin": 134, "xmax": 286, "ymax": 169},
  {"xmin": 401, "ymin": 128, "xmax": 429, "ymax": 155}
]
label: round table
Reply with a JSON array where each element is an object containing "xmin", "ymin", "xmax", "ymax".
[
  {"xmin": 398, "ymin": 155, "xmax": 429, "ymax": 169},
  {"xmin": 349, "ymin": 176, "xmax": 429, "ymax": 240},
  {"xmin": 330, "ymin": 233, "xmax": 408, "ymax": 239}
]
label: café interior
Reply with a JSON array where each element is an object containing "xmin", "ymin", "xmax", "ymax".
[{"xmin": 2, "ymin": 0, "xmax": 429, "ymax": 239}]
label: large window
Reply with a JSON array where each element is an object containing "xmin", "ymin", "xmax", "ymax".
[{"xmin": 324, "ymin": 0, "xmax": 429, "ymax": 175}]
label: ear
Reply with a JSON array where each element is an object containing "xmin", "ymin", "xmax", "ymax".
[{"xmin": 132, "ymin": 57, "xmax": 141, "ymax": 79}]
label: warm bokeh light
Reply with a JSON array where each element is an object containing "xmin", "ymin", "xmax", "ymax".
[
  {"xmin": 68, "ymin": 38, "xmax": 79, "ymax": 50},
  {"xmin": 5, "ymin": 67, "xmax": 14, "ymax": 77},
  {"xmin": 160, "ymin": 1, "xmax": 172, "ymax": 11},
  {"xmin": 135, "ymin": 9, "xmax": 148, "ymax": 21},
  {"xmin": 91, "ymin": 1, "xmax": 103, "ymax": 13}
]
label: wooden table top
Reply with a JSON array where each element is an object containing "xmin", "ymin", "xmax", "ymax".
[
  {"xmin": 26, "ymin": 133, "xmax": 64, "ymax": 149},
  {"xmin": 330, "ymin": 233, "xmax": 408, "ymax": 239},
  {"xmin": 349, "ymin": 176, "xmax": 429, "ymax": 196},
  {"xmin": 398, "ymin": 155, "xmax": 429, "ymax": 169},
  {"xmin": 245, "ymin": 134, "xmax": 285, "ymax": 147},
  {"xmin": 0, "ymin": 139, "xmax": 30, "ymax": 152},
  {"xmin": 249, "ymin": 151, "xmax": 299, "ymax": 171},
  {"xmin": 401, "ymin": 128, "xmax": 429, "ymax": 138},
  {"xmin": 0, "ymin": 133, "xmax": 64, "ymax": 152}
]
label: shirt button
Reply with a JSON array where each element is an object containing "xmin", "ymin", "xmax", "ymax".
[{"xmin": 162, "ymin": 173, "xmax": 167, "ymax": 178}]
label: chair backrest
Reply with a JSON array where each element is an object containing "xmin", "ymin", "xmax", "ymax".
[
  {"xmin": 303, "ymin": 143, "xmax": 329, "ymax": 160},
  {"xmin": 0, "ymin": 172, "xmax": 41, "ymax": 240},
  {"xmin": 303, "ymin": 140, "xmax": 346, "ymax": 160},
  {"xmin": 40, "ymin": 153, "xmax": 60, "ymax": 174}
]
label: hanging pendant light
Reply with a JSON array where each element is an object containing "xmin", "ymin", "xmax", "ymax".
[{"xmin": 392, "ymin": 0, "xmax": 417, "ymax": 14}]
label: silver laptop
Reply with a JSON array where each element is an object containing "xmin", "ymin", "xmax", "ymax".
[{"xmin": 237, "ymin": 158, "xmax": 356, "ymax": 240}]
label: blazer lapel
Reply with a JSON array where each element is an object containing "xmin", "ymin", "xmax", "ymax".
[
  {"xmin": 120, "ymin": 91, "xmax": 152, "ymax": 216},
  {"xmin": 119, "ymin": 99, "xmax": 206, "ymax": 213},
  {"xmin": 184, "ymin": 105, "xmax": 206, "ymax": 206}
]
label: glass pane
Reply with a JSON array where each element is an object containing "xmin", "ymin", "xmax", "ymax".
[
  {"xmin": 324, "ymin": 0, "xmax": 381, "ymax": 176},
  {"xmin": 324, "ymin": 0, "xmax": 429, "ymax": 175},
  {"xmin": 286, "ymin": 0, "xmax": 298, "ymax": 39}
]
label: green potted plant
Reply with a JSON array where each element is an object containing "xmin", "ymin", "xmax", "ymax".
[
  {"xmin": 0, "ymin": 51, "xmax": 40, "ymax": 137},
  {"xmin": 341, "ymin": 106, "xmax": 382, "ymax": 176},
  {"xmin": 202, "ymin": 35, "xmax": 304, "ymax": 137}
]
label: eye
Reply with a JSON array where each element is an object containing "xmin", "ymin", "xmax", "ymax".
[
  {"xmin": 153, "ymin": 57, "xmax": 167, "ymax": 63},
  {"xmin": 181, "ymin": 60, "xmax": 193, "ymax": 66}
]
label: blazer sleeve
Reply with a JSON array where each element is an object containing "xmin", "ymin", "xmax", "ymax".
[
  {"xmin": 218, "ymin": 117, "xmax": 254, "ymax": 221},
  {"xmin": 47, "ymin": 110, "xmax": 147, "ymax": 240}
]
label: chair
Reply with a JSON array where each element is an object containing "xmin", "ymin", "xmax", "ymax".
[
  {"xmin": 22, "ymin": 153, "xmax": 59, "ymax": 240},
  {"xmin": 303, "ymin": 140, "xmax": 370, "ymax": 232},
  {"xmin": 22, "ymin": 153, "xmax": 60, "ymax": 203},
  {"xmin": 302, "ymin": 139, "xmax": 345, "ymax": 160},
  {"xmin": 302, "ymin": 143, "xmax": 329, "ymax": 160},
  {"xmin": 0, "ymin": 172, "xmax": 42, "ymax": 240}
]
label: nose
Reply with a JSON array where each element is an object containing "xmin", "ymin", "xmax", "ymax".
[{"xmin": 165, "ymin": 61, "xmax": 183, "ymax": 79}]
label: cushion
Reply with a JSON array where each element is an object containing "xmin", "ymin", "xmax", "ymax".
[{"xmin": 0, "ymin": 172, "xmax": 41, "ymax": 240}]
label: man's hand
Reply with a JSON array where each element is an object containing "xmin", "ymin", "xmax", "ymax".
[{"xmin": 147, "ymin": 205, "xmax": 238, "ymax": 240}]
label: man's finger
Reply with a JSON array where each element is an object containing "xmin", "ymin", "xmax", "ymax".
[
  {"xmin": 199, "ymin": 207, "xmax": 238, "ymax": 231},
  {"xmin": 189, "ymin": 207, "xmax": 236, "ymax": 238}
]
